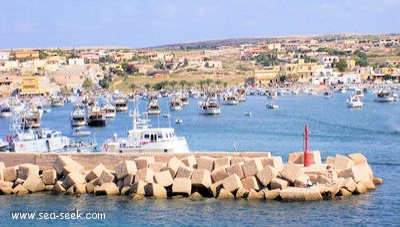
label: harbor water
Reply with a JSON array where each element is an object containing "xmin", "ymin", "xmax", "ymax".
[{"xmin": 0, "ymin": 92, "xmax": 399, "ymax": 226}]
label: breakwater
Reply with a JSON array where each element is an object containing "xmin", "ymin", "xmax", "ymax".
[{"xmin": 0, "ymin": 151, "xmax": 382, "ymax": 201}]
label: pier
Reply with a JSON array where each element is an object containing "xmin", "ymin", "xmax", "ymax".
[{"xmin": 0, "ymin": 151, "xmax": 381, "ymax": 201}]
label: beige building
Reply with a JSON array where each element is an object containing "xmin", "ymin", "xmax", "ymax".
[
  {"xmin": 284, "ymin": 59, "xmax": 324, "ymax": 82},
  {"xmin": 254, "ymin": 66, "xmax": 280, "ymax": 85},
  {"xmin": 20, "ymin": 76, "xmax": 51, "ymax": 95},
  {"xmin": 13, "ymin": 49, "xmax": 39, "ymax": 60}
]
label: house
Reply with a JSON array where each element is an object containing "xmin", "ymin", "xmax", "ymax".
[
  {"xmin": 13, "ymin": 49, "xmax": 39, "ymax": 60},
  {"xmin": 0, "ymin": 52, "xmax": 10, "ymax": 61},
  {"xmin": 254, "ymin": 66, "xmax": 280, "ymax": 86},
  {"xmin": 319, "ymin": 56, "xmax": 339, "ymax": 68},
  {"xmin": 20, "ymin": 76, "xmax": 52, "ymax": 95},
  {"xmin": 284, "ymin": 59, "xmax": 324, "ymax": 82}
]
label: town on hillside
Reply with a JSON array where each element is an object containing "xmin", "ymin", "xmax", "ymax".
[{"xmin": 0, "ymin": 33, "xmax": 399, "ymax": 97}]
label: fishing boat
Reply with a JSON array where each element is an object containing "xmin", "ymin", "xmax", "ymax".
[
  {"xmin": 114, "ymin": 98, "xmax": 128, "ymax": 112},
  {"xmin": 222, "ymin": 92, "xmax": 239, "ymax": 105},
  {"xmin": 7, "ymin": 128, "xmax": 96, "ymax": 153},
  {"xmin": 21, "ymin": 109, "xmax": 42, "ymax": 129},
  {"xmin": 51, "ymin": 96, "xmax": 64, "ymax": 107},
  {"xmin": 101, "ymin": 102, "xmax": 190, "ymax": 153},
  {"xmin": 169, "ymin": 98, "xmax": 183, "ymax": 111},
  {"xmin": 87, "ymin": 105, "xmax": 107, "ymax": 127},
  {"xmin": 347, "ymin": 95, "xmax": 363, "ymax": 108},
  {"xmin": 266, "ymin": 101, "xmax": 279, "ymax": 109},
  {"xmin": 198, "ymin": 95, "xmax": 221, "ymax": 115},
  {"xmin": 147, "ymin": 99, "xmax": 161, "ymax": 115},
  {"xmin": 71, "ymin": 103, "xmax": 87, "ymax": 127},
  {"xmin": 102, "ymin": 103, "xmax": 116, "ymax": 118},
  {"xmin": 71, "ymin": 128, "xmax": 92, "ymax": 137},
  {"xmin": 374, "ymin": 90, "xmax": 397, "ymax": 102},
  {"xmin": 175, "ymin": 119, "xmax": 183, "ymax": 124},
  {"xmin": 0, "ymin": 106, "xmax": 12, "ymax": 118}
]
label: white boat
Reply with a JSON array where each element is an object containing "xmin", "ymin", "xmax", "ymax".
[
  {"xmin": 175, "ymin": 119, "xmax": 183, "ymax": 124},
  {"xmin": 354, "ymin": 88, "xmax": 364, "ymax": 99},
  {"xmin": 101, "ymin": 103, "xmax": 190, "ymax": 154},
  {"xmin": 324, "ymin": 91, "xmax": 333, "ymax": 99},
  {"xmin": 147, "ymin": 99, "xmax": 161, "ymax": 115},
  {"xmin": 347, "ymin": 95, "xmax": 363, "ymax": 108},
  {"xmin": 244, "ymin": 112, "xmax": 252, "ymax": 116},
  {"xmin": 169, "ymin": 98, "xmax": 183, "ymax": 111},
  {"xmin": 375, "ymin": 90, "xmax": 397, "ymax": 102},
  {"xmin": 266, "ymin": 101, "xmax": 279, "ymax": 109},
  {"xmin": 51, "ymin": 96, "xmax": 64, "ymax": 107},
  {"xmin": 0, "ymin": 106, "xmax": 12, "ymax": 118},
  {"xmin": 0, "ymin": 138, "xmax": 10, "ymax": 151},
  {"xmin": 71, "ymin": 128, "xmax": 92, "ymax": 137},
  {"xmin": 114, "ymin": 98, "xmax": 128, "ymax": 112},
  {"xmin": 222, "ymin": 92, "xmax": 239, "ymax": 105},
  {"xmin": 71, "ymin": 108, "xmax": 87, "ymax": 127},
  {"xmin": 102, "ymin": 103, "xmax": 116, "ymax": 118},
  {"xmin": 198, "ymin": 96, "xmax": 221, "ymax": 115},
  {"xmin": 8, "ymin": 128, "xmax": 97, "ymax": 153}
]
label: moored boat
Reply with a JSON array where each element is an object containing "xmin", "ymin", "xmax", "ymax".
[{"xmin": 347, "ymin": 95, "xmax": 363, "ymax": 108}]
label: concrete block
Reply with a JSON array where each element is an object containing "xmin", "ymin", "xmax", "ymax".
[
  {"xmin": 0, "ymin": 186, "xmax": 12, "ymax": 195},
  {"xmin": 130, "ymin": 180, "xmax": 147, "ymax": 195},
  {"xmin": 62, "ymin": 161, "xmax": 85, "ymax": 176},
  {"xmin": 241, "ymin": 159, "xmax": 263, "ymax": 178},
  {"xmin": 209, "ymin": 180, "xmax": 223, "ymax": 198},
  {"xmin": 264, "ymin": 156, "xmax": 284, "ymax": 172},
  {"xmin": 120, "ymin": 186, "xmax": 131, "ymax": 195},
  {"xmin": 241, "ymin": 176, "xmax": 260, "ymax": 191},
  {"xmin": 341, "ymin": 177, "xmax": 357, "ymax": 192},
  {"xmin": 96, "ymin": 170, "xmax": 115, "ymax": 185},
  {"xmin": 4, "ymin": 166, "xmax": 18, "ymax": 182},
  {"xmin": 225, "ymin": 163, "xmax": 245, "ymax": 179},
  {"xmin": 62, "ymin": 172, "xmax": 86, "ymax": 190},
  {"xmin": 54, "ymin": 155, "xmax": 75, "ymax": 175},
  {"xmin": 149, "ymin": 162, "xmax": 167, "ymax": 172},
  {"xmin": 167, "ymin": 157, "xmax": 186, "ymax": 177},
  {"xmin": 326, "ymin": 156, "xmax": 335, "ymax": 165},
  {"xmin": 52, "ymin": 181, "xmax": 66, "ymax": 194},
  {"xmin": 235, "ymin": 187, "xmax": 249, "ymax": 198},
  {"xmin": 317, "ymin": 183, "xmax": 340, "ymax": 200},
  {"xmin": 247, "ymin": 189, "xmax": 264, "ymax": 200},
  {"xmin": 230, "ymin": 157, "xmax": 246, "ymax": 165},
  {"xmin": 66, "ymin": 186, "xmax": 75, "ymax": 195},
  {"xmin": 270, "ymin": 177, "xmax": 289, "ymax": 190},
  {"xmin": 256, "ymin": 165, "xmax": 278, "ymax": 187},
  {"xmin": 279, "ymin": 187, "xmax": 323, "ymax": 201},
  {"xmin": 191, "ymin": 169, "xmax": 212, "ymax": 188},
  {"xmin": 280, "ymin": 162, "xmax": 303, "ymax": 183},
  {"xmin": 355, "ymin": 181, "xmax": 369, "ymax": 194},
  {"xmin": 86, "ymin": 163, "xmax": 107, "ymax": 182},
  {"xmin": 333, "ymin": 154, "xmax": 355, "ymax": 171},
  {"xmin": 217, "ymin": 188, "xmax": 235, "ymax": 199},
  {"xmin": 211, "ymin": 168, "xmax": 229, "ymax": 183},
  {"xmin": 74, "ymin": 183, "xmax": 86, "ymax": 195},
  {"xmin": 373, "ymin": 178, "xmax": 383, "ymax": 185},
  {"xmin": 339, "ymin": 188, "xmax": 353, "ymax": 196},
  {"xmin": 86, "ymin": 179, "xmax": 96, "ymax": 194},
  {"xmin": 288, "ymin": 151, "xmax": 321, "ymax": 165},
  {"xmin": 94, "ymin": 182, "xmax": 120, "ymax": 195},
  {"xmin": 115, "ymin": 160, "xmax": 137, "ymax": 180},
  {"xmin": 154, "ymin": 170, "xmax": 174, "ymax": 187},
  {"xmin": 22, "ymin": 175, "xmax": 45, "ymax": 192},
  {"xmin": 294, "ymin": 174, "xmax": 311, "ymax": 188},
  {"xmin": 180, "ymin": 155, "xmax": 197, "ymax": 168},
  {"xmin": 348, "ymin": 153, "xmax": 368, "ymax": 165},
  {"xmin": 12, "ymin": 184, "xmax": 29, "ymax": 195},
  {"xmin": 123, "ymin": 173, "xmax": 135, "ymax": 187},
  {"xmin": 0, "ymin": 162, "xmax": 4, "ymax": 181},
  {"xmin": 144, "ymin": 183, "xmax": 167, "ymax": 198},
  {"xmin": 134, "ymin": 168, "xmax": 155, "ymax": 184},
  {"xmin": 135, "ymin": 157, "xmax": 155, "ymax": 170},
  {"xmin": 264, "ymin": 189, "xmax": 280, "ymax": 200},
  {"xmin": 172, "ymin": 177, "xmax": 192, "ymax": 196},
  {"xmin": 214, "ymin": 157, "xmax": 231, "ymax": 169},
  {"xmin": 14, "ymin": 178, "xmax": 25, "ymax": 186},
  {"xmin": 197, "ymin": 156, "xmax": 216, "ymax": 172},
  {"xmin": 17, "ymin": 163, "xmax": 39, "ymax": 180},
  {"xmin": 176, "ymin": 166, "xmax": 193, "ymax": 179},
  {"xmin": 222, "ymin": 174, "xmax": 243, "ymax": 192},
  {"xmin": 42, "ymin": 169, "xmax": 57, "ymax": 185},
  {"xmin": 338, "ymin": 164, "xmax": 371, "ymax": 183}
]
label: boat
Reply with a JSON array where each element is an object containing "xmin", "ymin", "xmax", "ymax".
[
  {"xmin": 51, "ymin": 96, "xmax": 64, "ymax": 107},
  {"xmin": 7, "ymin": 128, "xmax": 97, "ymax": 153},
  {"xmin": 101, "ymin": 102, "xmax": 190, "ymax": 153},
  {"xmin": 21, "ymin": 109, "xmax": 42, "ymax": 129},
  {"xmin": 87, "ymin": 105, "xmax": 107, "ymax": 127},
  {"xmin": 114, "ymin": 98, "xmax": 129, "ymax": 112},
  {"xmin": 324, "ymin": 91, "xmax": 333, "ymax": 99},
  {"xmin": 266, "ymin": 90, "xmax": 278, "ymax": 99},
  {"xmin": 71, "ymin": 104, "xmax": 87, "ymax": 127},
  {"xmin": 147, "ymin": 99, "xmax": 161, "ymax": 115},
  {"xmin": 374, "ymin": 90, "xmax": 397, "ymax": 102},
  {"xmin": 0, "ymin": 138, "xmax": 10, "ymax": 152},
  {"xmin": 0, "ymin": 106, "xmax": 12, "ymax": 118},
  {"xmin": 222, "ymin": 92, "xmax": 239, "ymax": 105},
  {"xmin": 71, "ymin": 128, "xmax": 92, "ymax": 137},
  {"xmin": 266, "ymin": 101, "xmax": 279, "ymax": 109},
  {"xmin": 102, "ymin": 103, "xmax": 116, "ymax": 118},
  {"xmin": 198, "ymin": 96, "xmax": 221, "ymax": 115},
  {"xmin": 244, "ymin": 112, "xmax": 252, "ymax": 116},
  {"xmin": 354, "ymin": 88, "xmax": 364, "ymax": 99},
  {"xmin": 175, "ymin": 119, "xmax": 183, "ymax": 124},
  {"xmin": 169, "ymin": 98, "xmax": 183, "ymax": 111},
  {"xmin": 347, "ymin": 95, "xmax": 363, "ymax": 108}
]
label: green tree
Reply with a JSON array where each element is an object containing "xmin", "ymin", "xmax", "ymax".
[
  {"xmin": 39, "ymin": 51, "xmax": 48, "ymax": 59},
  {"xmin": 179, "ymin": 80, "xmax": 188, "ymax": 90},
  {"xmin": 144, "ymin": 83, "xmax": 151, "ymax": 91},
  {"xmin": 83, "ymin": 77, "xmax": 93, "ymax": 89},
  {"xmin": 255, "ymin": 52, "xmax": 278, "ymax": 67},
  {"xmin": 129, "ymin": 83, "xmax": 137, "ymax": 92},
  {"xmin": 215, "ymin": 79, "xmax": 223, "ymax": 88},
  {"xmin": 335, "ymin": 59, "xmax": 348, "ymax": 72},
  {"xmin": 99, "ymin": 76, "xmax": 111, "ymax": 89},
  {"xmin": 223, "ymin": 82, "xmax": 228, "ymax": 88},
  {"xmin": 199, "ymin": 80, "xmax": 206, "ymax": 89},
  {"xmin": 169, "ymin": 80, "xmax": 178, "ymax": 90},
  {"xmin": 205, "ymin": 78, "xmax": 213, "ymax": 88}
]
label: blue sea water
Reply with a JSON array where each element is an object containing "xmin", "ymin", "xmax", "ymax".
[{"xmin": 0, "ymin": 92, "xmax": 399, "ymax": 226}]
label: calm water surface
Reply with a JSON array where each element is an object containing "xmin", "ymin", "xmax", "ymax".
[{"xmin": 0, "ymin": 92, "xmax": 399, "ymax": 226}]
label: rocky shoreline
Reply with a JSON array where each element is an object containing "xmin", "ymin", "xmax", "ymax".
[{"xmin": 0, "ymin": 151, "xmax": 382, "ymax": 201}]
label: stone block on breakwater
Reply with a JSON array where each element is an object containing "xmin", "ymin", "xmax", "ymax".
[
  {"xmin": 154, "ymin": 170, "xmax": 174, "ymax": 187},
  {"xmin": 256, "ymin": 165, "xmax": 278, "ymax": 187},
  {"xmin": 62, "ymin": 172, "xmax": 86, "ymax": 190},
  {"xmin": 222, "ymin": 174, "xmax": 243, "ymax": 193},
  {"xmin": 181, "ymin": 155, "xmax": 197, "ymax": 168},
  {"xmin": 225, "ymin": 163, "xmax": 245, "ymax": 179},
  {"xmin": 23, "ymin": 175, "xmax": 45, "ymax": 192},
  {"xmin": 217, "ymin": 188, "xmax": 234, "ymax": 199},
  {"xmin": 280, "ymin": 162, "xmax": 303, "ymax": 184},
  {"xmin": 135, "ymin": 157, "xmax": 155, "ymax": 170},
  {"xmin": 172, "ymin": 177, "xmax": 192, "ymax": 196},
  {"xmin": 191, "ymin": 169, "xmax": 212, "ymax": 188},
  {"xmin": 214, "ymin": 157, "xmax": 231, "ymax": 169},
  {"xmin": 42, "ymin": 169, "xmax": 57, "ymax": 185},
  {"xmin": 54, "ymin": 155, "xmax": 75, "ymax": 175},
  {"xmin": 175, "ymin": 166, "xmax": 193, "ymax": 179},
  {"xmin": 241, "ymin": 159, "xmax": 263, "ymax": 178},
  {"xmin": 211, "ymin": 167, "xmax": 229, "ymax": 183},
  {"xmin": 96, "ymin": 170, "xmax": 115, "ymax": 185},
  {"xmin": 13, "ymin": 184, "xmax": 29, "ymax": 195},
  {"xmin": 86, "ymin": 163, "xmax": 107, "ymax": 182},
  {"xmin": 270, "ymin": 177, "xmax": 289, "ymax": 190},
  {"xmin": 280, "ymin": 187, "xmax": 323, "ymax": 201},
  {"xmin": 4, "ymin": 166, "xmax": 18, "ymax": 182},
  {"xmin": 94, "ymin": 182, "xmax": 119, "ymax": 196},
  {"xmin": 0, "ymin": 162, "xmax": 4, "ymax": 181},
  {"xmin": 134, "ymin": 168, "xmax": 155, "ymax": 184},
  {"xmin": 241, "ymin": 176, "xmax": 260, "ymax": 191},
  {"xmin": 167, "ymin": 157, "xmax": 186, "ymax": 178},
  {"xmin": 197, "ymin": 156, "xmax": 216, "ymax": 172},
  {"xmin": 264, "ymin": 157, "xmax": 284, "ymax": 172},
  {"xmin": 115, "ymin": 160, "xmax": 137, "ymax": 180},
  {"xmin": 17, "ymin": 163, "xmax": 39, "ymax": 180},
  {"xmin": 144, "ymin": 183, "xmax": 167, "ymax": 198},
  {"xmin": 149, "ymin": 162, "xmax": 167, "ymax": 172}
]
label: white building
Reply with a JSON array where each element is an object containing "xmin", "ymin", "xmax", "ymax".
[
  {"xmin": 68, "ymin": 58, "xmax": 85, "ymax": 66},
  {"xmin": 319, "ymin": 56, "xmax": 339, "ymax": 68}
]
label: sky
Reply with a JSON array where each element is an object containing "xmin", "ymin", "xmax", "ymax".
[{"xmin": 1, "ymin": 0, "xmax": 399, "ymax": 49}]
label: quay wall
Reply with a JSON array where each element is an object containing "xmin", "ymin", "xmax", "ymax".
[{"xmin": 0, "ymin": 152, "xmax": 271, "ymax": 170}]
